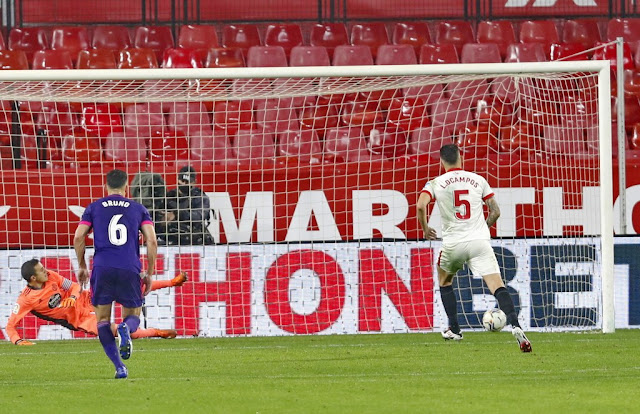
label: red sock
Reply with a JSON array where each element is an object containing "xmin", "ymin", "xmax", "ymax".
[
  {"xmin": 151, "ymin": 280, "xmax": 173, "ymax": 291},
  {"xmin": 131, "ymin": 328, "xmax": 158, "ymax": 339}
]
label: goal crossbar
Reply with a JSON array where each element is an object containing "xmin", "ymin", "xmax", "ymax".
[{"xmin": 0, "ymin": 61, "xmax": 612, "ymax": 81}]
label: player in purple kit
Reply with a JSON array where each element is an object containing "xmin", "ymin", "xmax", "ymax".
[{"xmin": 74, "ymin": 169, "xmax": 158, "ymax": 378}]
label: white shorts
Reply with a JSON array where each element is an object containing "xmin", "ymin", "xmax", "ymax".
[{"xmin": 438, "ymin": 239, "xmax": 500, "ymax": 276}]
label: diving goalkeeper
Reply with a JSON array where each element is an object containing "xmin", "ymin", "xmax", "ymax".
[{"xmin": 6, "ymin": 259, "xmax": 186, "ymax": 345}]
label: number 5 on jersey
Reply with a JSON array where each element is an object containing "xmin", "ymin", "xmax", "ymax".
[{"xmin": 453, "ymin": 189, "xmax": 471, "ymax": 220}]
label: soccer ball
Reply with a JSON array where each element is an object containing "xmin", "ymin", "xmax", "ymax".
[{"xmin": 482, "ymin": 308, "xmax": 507, "ymax": 332}]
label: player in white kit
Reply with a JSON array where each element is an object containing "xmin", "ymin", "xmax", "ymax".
[{"xmin": 417, "ymin": 144, "xmax": 532, "ymax": 352}]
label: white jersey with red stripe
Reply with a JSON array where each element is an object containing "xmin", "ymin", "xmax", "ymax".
[{"xmin": 421, "ymin": 168, "xmax": 494, "ymax": 245}]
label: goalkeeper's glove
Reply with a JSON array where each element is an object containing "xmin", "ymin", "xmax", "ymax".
[
  {"xmin": 15, "ymin": 339, "xmax": 35, "ymax": 346},
  {"xmin": 58, "ymin": 295, "xmax": 77, "ymax": 308}
]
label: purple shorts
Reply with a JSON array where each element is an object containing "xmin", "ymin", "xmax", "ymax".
[{"xmin": 90, "ymin": 266, "xmax": 143, "ymax": 308}]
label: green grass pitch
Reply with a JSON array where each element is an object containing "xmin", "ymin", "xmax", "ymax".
[{"xmin": 2, "ymin": 330, "xmax": 640, "ymax": 413}]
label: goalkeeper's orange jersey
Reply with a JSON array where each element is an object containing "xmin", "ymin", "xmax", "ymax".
[{"xmin": 6, "ymin": 270, "xmax": 95, "ymax": 344}]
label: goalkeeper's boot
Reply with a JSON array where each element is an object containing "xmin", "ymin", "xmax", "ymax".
[
  {"xmin": 155, "ymin": 329, "xmax": 177, "ymax": 339},
  {"xmin": 171, "ymin": 271, "xmax": 188, "ymax": 287},
  {"xmin": 117, "ymin": 322, "xmax": 133, "ymax": 360},
  {"xmin": 512, "ymin": 327, "xmax": 532, "ymax": 353},
  {"xmin": 114, "ymin": 365, "xmax": 128, "ymax": 379},
  {"xmin": 441, "ymin": 328, "xmax": 463, "ymax": 341}
]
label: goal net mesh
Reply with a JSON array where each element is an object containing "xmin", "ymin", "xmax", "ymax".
[{"xmin": 0, "ymin": 65, "xmax": 608, "ymax": 339}]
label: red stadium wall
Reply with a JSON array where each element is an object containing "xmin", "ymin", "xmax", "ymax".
[
  {"xmin": 1, "ymin": 159, "xmax": 639, "ymax": 248},
  {"xmin": 17, "ymin": 0, "xmax": 612, "ymax": 24}
]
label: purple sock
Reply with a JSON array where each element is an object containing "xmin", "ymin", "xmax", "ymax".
[
  {"xmin": 97, "ymin": 321, "xmax": 123, "ymax": 369},
  {"xmin": 123, "ymin": 315, "xmax": 140, "ymax": 334}
]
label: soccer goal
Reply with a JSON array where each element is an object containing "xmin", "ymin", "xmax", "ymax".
[{"xmin": 0, "ymin": 59, "xmax": 614, "ymax": 340}]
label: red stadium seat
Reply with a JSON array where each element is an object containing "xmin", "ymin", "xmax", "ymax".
[
  {"xmin": 310, "ymin": 23, "xmax": 349, "ymax": 59},
  {"xmin": 255, "ymin": 98, "xmax": 299, "ymax": 133},
  {"xmin": 592, "ymin": 41, "xmax": 634, "ymax": 71},
  {"xmin": 368, "ymin": 127, "xmax": 408, "ymax": 158},
  {"xmin": 448, "ymin": 79, "xmax": 491, "ymax": 108},
  {"xmin": 419, "ymin": 43, "xmax": 459, "ymax": 64},
  {"xmin": 61, "ymin": 129, "xmax": 102, "ymax": 165},
  {"xmin": 455, "ymin": 123, "xmax": 499, "ymax": 158},
  {"xmin": 332, "ymin": 45, "xmax": 373, "ymax": 66},
  {"xmin": 134, "ymin": 26, "xmax": 175, "ymax": 63},
  {"xmin": 190, "ymin": 128, "xmax": 234, "ymax": 164},
  {"xmin": 519, "ymin": 20, "xmax": 560, "ymax": 58},
  {"xmin": 9, "ymin": 27, "xmax": 49, "ymax": 62},
  {"xmin": 0, "ymin": 50, "xmax": 29, "ymax": 69},
  {"xmin": 403, "ymin": 83, "xmax": 445, "ymax": 106},
  {"xmin": 0, "ymin": 101, "xmax": 13, "ymax": 148},
  {"xmin": 386, "ymin": 97, "xmax": 430, "ymax": 132},
  {"xmin": 149, "ymin": 130, "xmax": 189, "ymax": 161},
  {"xmin": 222, "ymin": 24, "xmax": 262, "ymax": 56},
  {"xmin": 81, "ymin": 103, "xmax": 123, "ymax": 138},
  {"xmin": 607, "ymin": 18, "xmax": 640, "ymax": 49},
  {"xmin": 299, "ymin": 97, "xmax": 340, "ymax": 138},
  {"xmin": 563, "ymin": 19, "xmax": 602, "ymax": 49},
  {"xmin": 206, "ymin": 47, "xmax": 245, "ymax": 67},
  {"xmin": 123, "ymin": 102, "xmax": 165, "ymax": 139},
  {"xmin": 92, "ymin": 26, "xmax": 131, "ymax": 50},
  {"xmin": 76, "ymin": 49, "xmax": 117, "ymax": 69},
  {"xmin": 376, "ymin": 44, "xmax": 417, "ymax": 65},
  {"xmin": 162, "ymin": 48, "xmax": 202, "ymax": 68},
  {"xmin": 246, "ymin": 46, "xmax": 287, "ymax": 67},
  {"xmin": 290, "ymin": 46, "xmax": 330, "ymax": 66},
  {"xmin": 178, "ymin": 25, "xmax": 218, "ymax": 64},
  {"xmin": 631, "ymin": 123, "xmax": 640, "ymax": 150},
  {"xmin": 32, "ymin": 50, "xmax": 73, "ymax": 69},
  {"xmin": 213, "ymin": 100, "xmax": 253, "ymax": 135},
  {"xmin": 264, "ymin": 24, "xmax": 304, "ymax": 58},
  {"xmin": 104, "ymin": 131, "xmax": 147, "ymax": 162},
  {"xmin": 178, "ymin": 24, "xmax": 218, "ymax": 52},
  {"xmin": 504, "ymin": 43, "xmax": 546, "ymax": 62},
  {"xmin": 117, "ymin": 48, "xmax": 158, "ymax": 69},
  {"xmin": 392, "ymin": 22, "xmax": 431, "ymax": 53},
  {"xmin": 550, "ymin": 43, "xmax": 589, "ymax": 61},
  {"xmin": 434, "ymin": 21, "xmax": 474, "ymax": 54},
  {"xmin": 278, "ymin": 129, "xmax": 322, "ymax": 162},
  {"xmin": 477, "ymin": 21, "xmax": 516, "ymax": 59},
  {"xmin": 499, "ymin": 122, "xmax": 537, "ymax": 153},
  {"xmin": 167, "ymin": 102, "xmax": 212, "ymax": 138},
  {"xmin": 430, "ymin": 97, "xmax": 473, "ymax": 132},
  {"xmin": 340, "ymin": 100, "xmax": 383, "ymax": 135},
  {"xmin": 612, "ymin": 94, "xmax": 640, "ymax": 131},
  {"xmin": 232, "ymin": 128, "xmax": 276, "ymax": 163},
  {"xmin": 324, "ymin": 127, "xmax": 371, "ymax": 162},
  {"xmin": 409, "ymin": 125, "xmax": 454, "ymax": 156},
  {"xmin": 350, "ymin": 22, "xmax": 390, "ymax": 59},
  {"xmin": 51, "ymin": 27, "xmax": 90, "ymax": 63},
  {"xmin": 460, "ymin": 43, "xmax": 501, "ymax": 63}
]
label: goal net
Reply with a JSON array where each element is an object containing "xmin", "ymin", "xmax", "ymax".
[{"xmin": 0, "ymin": 61, "xmax": 613, "ymax": 341}]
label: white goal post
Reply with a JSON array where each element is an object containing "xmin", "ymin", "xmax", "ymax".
[{"xmin": 0, "ymin": 60, "xmax": 614, "ymax": 339}]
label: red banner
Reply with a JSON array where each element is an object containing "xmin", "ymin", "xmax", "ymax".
[{"xmin": 0, "ymin": 158, "xmax": 639, "ymax": 248}]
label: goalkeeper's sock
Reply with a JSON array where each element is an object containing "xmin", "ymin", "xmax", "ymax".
[
  {"xmin": 97, "ymin": 321, "xmax": 123, "ymax": 368},
  {"xmin": 123, "ymin": 315, "xmax": 140, "ymax": 334},
  {"xmin": 151, "ymin": 280, "xmax": 173, "ymax": 291},
  {"xmin": 494, "ymin": 287, "xmax": 521, "ymax": 328},
  {"xmin": 440, "ymin": 285, "xmax": 460, "ymax": 334},
  {"xmin": 131, "ymin": 328, "xmax": 159, "ymax": 339}
]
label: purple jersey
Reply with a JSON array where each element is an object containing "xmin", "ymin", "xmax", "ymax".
[{"xmin": 80, "ymin": 194, "xmax": 153, "ymax": 274}]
